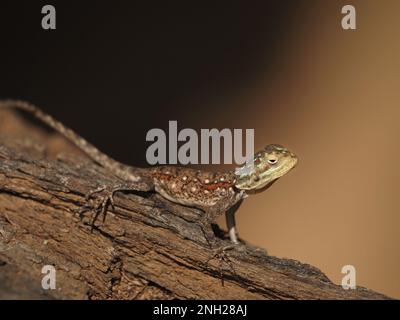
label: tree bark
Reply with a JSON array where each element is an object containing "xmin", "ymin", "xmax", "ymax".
[{"xmin": 0, "ymin": 110, "xmax": 390, "ymax": 300}]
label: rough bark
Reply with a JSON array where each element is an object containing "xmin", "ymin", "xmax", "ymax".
[{"xmin": 0, "ymin": 110, "xmax": 390, "ymax": 300}]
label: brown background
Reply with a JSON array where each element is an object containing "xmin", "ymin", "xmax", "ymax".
[
  {"xmin": 217, "ymin": 0, "xmax": 400, "ymax": 298},
  {"xmin": 0, "ymin": 0, "xmax": 399, "ymax": 298}
]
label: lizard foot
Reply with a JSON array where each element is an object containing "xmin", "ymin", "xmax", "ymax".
[
  {"xmin": 79, "ymin": 183, "xmax": 138, "ymax": 230},
  {"xmin": 206, "ymin": 244, "xmax": 241, "ymax": 286}
]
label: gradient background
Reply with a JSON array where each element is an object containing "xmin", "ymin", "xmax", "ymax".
[{"xmin": 0, "ymin": 1, "xmax": 399, "ymax": 298}]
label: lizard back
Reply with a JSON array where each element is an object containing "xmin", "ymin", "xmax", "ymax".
[{"xmin": 150, "ymin": 166, "xmax": 240, "ymax": 207}]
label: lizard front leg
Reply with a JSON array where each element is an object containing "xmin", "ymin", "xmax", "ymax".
[
  {"xmin": 197, "ymin": 198, "xmax": 247, "ymax": 283},
  {"xmin": 225, "ymin": 199, "xmax": 243, "ymax": 244},
  {"xmin": 198, "ymin": 194, "xmax": 245, "ymax": 247}
]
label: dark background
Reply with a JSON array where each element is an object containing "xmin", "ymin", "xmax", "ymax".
[
  {"xmin": 1, "ymin": 1, "xmax": 399, "ymax": 298},
  {"xmin": 0, "ymin": 0, "xmax": 300, "ymax": 166}
]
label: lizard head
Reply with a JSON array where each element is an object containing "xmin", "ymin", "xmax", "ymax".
[{"xmin": 234, "ymin": 144, "xmax": 298, "ymax": 192}]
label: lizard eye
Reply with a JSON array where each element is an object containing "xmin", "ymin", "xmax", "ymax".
[{"xmin": 267, "ymin": 155, "xmax": 278, "ymax": 165}]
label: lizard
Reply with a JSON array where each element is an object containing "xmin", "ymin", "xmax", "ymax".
[{"xmin": 0, "ymin": 99, "xmax": 298, "ymax": 256}]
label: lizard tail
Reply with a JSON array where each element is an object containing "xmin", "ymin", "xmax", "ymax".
[{"xmin": 0, "ymin": 99, "xmax": 137, "ymax": 178}]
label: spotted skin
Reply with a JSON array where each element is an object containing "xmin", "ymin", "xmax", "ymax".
[
  {"xmin": 150, "ymin": 166, "xmax": 237, "ymax": 207},
  {"xmin": 0, "ymin": 99, "xmax": 298, "ymax": 247}
]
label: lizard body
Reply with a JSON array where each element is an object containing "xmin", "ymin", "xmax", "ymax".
[
  {"xmin": 150, "ymin": 166, "xmax": 238, "ymax": 207},
  {"xmin": 0, "ymin": 99, "xmax": 298, "ymax": 247}
]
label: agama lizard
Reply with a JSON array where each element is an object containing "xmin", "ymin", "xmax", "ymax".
[{"xmin": 0, "ymin": 99, "xmax": 298, "ymax": 255}]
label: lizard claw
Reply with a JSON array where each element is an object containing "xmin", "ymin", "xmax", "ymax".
[{"xmin": 80, "ymin": 184, "xmax": 126, "ymax": 230}]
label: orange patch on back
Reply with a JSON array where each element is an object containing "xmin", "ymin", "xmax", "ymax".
[
  {"xmin": 152, "ymin": 172, "xmax": 173, "ymax": 181},
  {"xmin": 204, "ymin": 181, "xmax": 232, "ymax": 190}
]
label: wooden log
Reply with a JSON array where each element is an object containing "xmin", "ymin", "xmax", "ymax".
[{"xmin": 0, "ymin": 110, "xmax": 389, "ymax": 299}]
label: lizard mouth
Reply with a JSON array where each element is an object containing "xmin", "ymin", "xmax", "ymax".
[{"xmin": 245, "ymin": 179, "xmax": 278, "ymax": 194}]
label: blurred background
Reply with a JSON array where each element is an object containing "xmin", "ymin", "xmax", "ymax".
[{"xmin": 0, "ymin": 0, "xmax": 399, "ymax": 298}]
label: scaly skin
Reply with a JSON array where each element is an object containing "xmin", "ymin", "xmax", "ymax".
[
  {"xmin": 0, "ymin": 100, "xmax": 298, "ymax": 248},
  {"xmin": 147, "ymin": 145, "xmax": 298, "ymax": 245}
]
